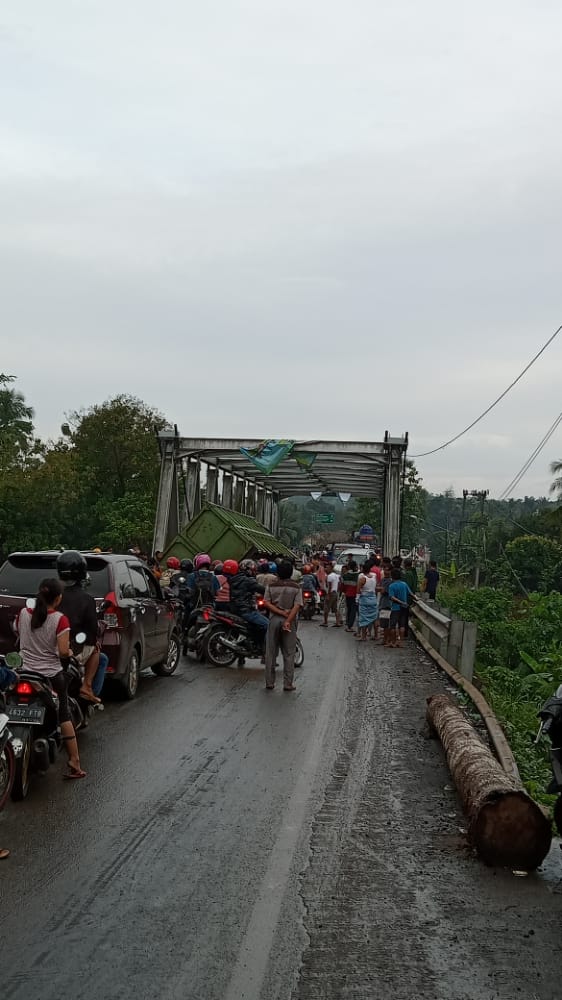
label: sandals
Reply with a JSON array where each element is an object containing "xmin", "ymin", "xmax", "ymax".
[
  {"xmin": 283, "ymin": 685, "xmax": 297, "ymax": 692},
  {"xmin": 265, "ymin": 685, "xmax": 275, "ymax": 691},
  {"xmin": 0, "ymin": 848, "xmax": 10, "ymax": 860},
  {"xmin": 63, "ymin": 764, "xmax": 87, "ymax": 780},
  {"xmin": 79, "ymin": 688, "xmax": 101, "ymax": 705}
]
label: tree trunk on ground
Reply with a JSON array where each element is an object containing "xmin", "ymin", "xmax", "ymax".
[{"xmin": 427, "ymin": 694, "xmax": 551, "ymax": 870}]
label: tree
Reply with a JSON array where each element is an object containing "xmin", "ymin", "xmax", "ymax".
[
  {"xmin": 67, "ymin": 395, "xmax": 165, "ymax": 501},
  {"xmin": 494, "ymin": 535, "xmax": 562, "ymax": 594},
  {"xmin": 279, "ymin": 502, "xmax": 301, "ymax": 548},
  {"xmin": 400, "ymin": 462, "xmax": 427, "ymax": 550},
  {"xmin": 551, "ymin": 460, "xmax": 562, "ymax": 499},
  {"xmin": 0, "ymin": 374, "xmax": 35, "ymax": 471}
]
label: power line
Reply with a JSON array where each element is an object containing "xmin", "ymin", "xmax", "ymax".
[
  {"xmin": 497, "ymin": 411, "xmax": 562, "ymax": 501},
  {"xmin": 410, "ymin": 323, "xmax": 562, "ymax": 458}
]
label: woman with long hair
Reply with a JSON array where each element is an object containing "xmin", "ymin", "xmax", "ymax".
[{"xmin": 17, "ymin": 578, "xmax": 86, "ymax": 780}]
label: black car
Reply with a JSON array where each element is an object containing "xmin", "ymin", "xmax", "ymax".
[{"xmin": 0, "ymin": 551, "xmax": 181, "ymax": 698}]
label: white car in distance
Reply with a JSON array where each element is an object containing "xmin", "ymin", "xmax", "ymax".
[{"xmin": 333, "ymin": 547, "xmax": 372, "ymax": 574}]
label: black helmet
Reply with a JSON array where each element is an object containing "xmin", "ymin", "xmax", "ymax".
[
  {"xmin": 180, "ymin": 559, "xmax": 193, "ymax": 573},
  {"xmin": 57, "ymin": 550, "xmax": 88, "ymax": 582}
]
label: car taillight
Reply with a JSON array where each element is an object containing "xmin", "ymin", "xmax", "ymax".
[
  {"xmin": 202, "ymin": 609, "xmax": 211, "ymax": 621},
  {"xmin": 102, "ymin": 592, "xmax": 122, "ymax": 629},
  {"xmin": 16, "ymin": 681, "xmax": 34, "ymax": 696}
]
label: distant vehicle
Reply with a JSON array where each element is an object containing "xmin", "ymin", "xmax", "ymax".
[
  {"xmin": 0, "ymin": 552, "xmax": 181, "ymax": 699},
  {"xmin": 334, "ymin": 547, "xmax": 371, "ymax": 573}
]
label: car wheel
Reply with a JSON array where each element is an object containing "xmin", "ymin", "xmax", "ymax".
[
  {"xmin": 121, "ymin": 648, "xmax": 141, "ymax": 700},
  {"xmin": 152, "ymin": 632, "xmax": 180, "ymax": 677}
]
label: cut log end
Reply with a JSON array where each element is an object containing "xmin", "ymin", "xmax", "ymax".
[
  {"xmin": 427, "ymin": 693, "xmax": 552, "ymax": 870},
  {"xmin": 471, "ymin": 791, "xmax": 552, "ymax": 870}
]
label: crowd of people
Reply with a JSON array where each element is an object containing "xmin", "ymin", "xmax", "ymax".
[
  {"xmin": 158, "ymin": 552, "xmax": 304, "ymax": 692},
  {"xmin": 300, "ymin": 550, "xmax": 439, "ymax": 647},
  {"xmin": 0, "ymin": 544, "xmax": 439, "ymax": 860}
]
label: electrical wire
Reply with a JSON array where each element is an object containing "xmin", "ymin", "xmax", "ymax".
[
  {"xmin": 497, "ymin": 411, "xmax": 562, "ymax": 500},
  {"xmin": 410, "ymin": 323, "xmax": 562, "ymax": 458}
]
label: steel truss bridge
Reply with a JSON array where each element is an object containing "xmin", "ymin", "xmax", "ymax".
[{"xmin": 153, "ymin": 430, "xmax": 409, "ymax": 555}]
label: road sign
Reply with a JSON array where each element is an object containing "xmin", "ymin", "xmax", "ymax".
[{"xmin": 316, "ymin": 513, "xmax": 335, "ymax": 524}]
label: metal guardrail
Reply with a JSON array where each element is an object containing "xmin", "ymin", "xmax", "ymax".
[{"xmin": 411, "ymin": 600, "xmax": 477, "ymax": 682}]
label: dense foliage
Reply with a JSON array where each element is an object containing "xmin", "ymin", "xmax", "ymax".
[
  {"xmin": 443, "ymin": 586, "xmax": 562, "ymax": 804},
  {"xmin": 0, "ymin": 378, "xmax": 164, "ymax": 556}
]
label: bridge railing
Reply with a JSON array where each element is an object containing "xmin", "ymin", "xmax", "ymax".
[{"xmin": 411, "ymin": 599, "xmax": 477, "ymax": 682}]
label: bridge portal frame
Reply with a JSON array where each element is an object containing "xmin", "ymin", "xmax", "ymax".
[{"xmin": 153, "ymin": 430, "xmax": 408, "ymax": 556}]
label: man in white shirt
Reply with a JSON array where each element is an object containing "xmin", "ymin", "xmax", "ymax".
[{"xmin": 320, "ymin": 563, "xmax": 343, "ymax": 627}]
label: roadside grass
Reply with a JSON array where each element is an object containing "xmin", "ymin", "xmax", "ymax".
[{"xmin": 439, "ymin": 585, "xmax": 562, "ymax": 810}]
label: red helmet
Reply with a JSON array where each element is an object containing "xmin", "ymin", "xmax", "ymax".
[
  {"xmin": 223, "ymin": 559, "xmax": 239, "ymax": 576},
  {"xmin": 167, "ymin": 556, "xmax": 180, "ymax": 570}
]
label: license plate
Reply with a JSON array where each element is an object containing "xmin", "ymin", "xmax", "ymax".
[{"xmin": 7, "ymin": 705, "xmax": 46, "ymax": 725}]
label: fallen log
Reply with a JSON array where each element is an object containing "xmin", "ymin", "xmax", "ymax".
[{"xmin": 427, "ymin": 694, "xmax": 552, "ymax": 870}]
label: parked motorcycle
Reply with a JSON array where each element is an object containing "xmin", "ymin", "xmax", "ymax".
[
  {"xmin": 204, "ymin": 608, "xmax": 304, "ymax": 669},
  {"xmin": 4, "ymin": 632, "xmax": 90, "ymax": 800},
  {"xmin": 537, "ymin": 683, "xmax": 562, "ymax": 834},
  {"xmin": 0, "ymin": 658, "xmax": 17, "ymax": 811}
]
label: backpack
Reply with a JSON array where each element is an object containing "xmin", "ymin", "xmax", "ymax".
[{"xmin": 190, "ymin": 570, "xmax": 216, "ymax": 608}]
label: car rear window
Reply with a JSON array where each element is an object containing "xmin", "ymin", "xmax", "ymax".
[{"xmin": 0, "ymin": 555, "xmax": 111, "ymax": 598}]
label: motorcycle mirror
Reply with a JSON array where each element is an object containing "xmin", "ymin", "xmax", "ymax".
[
  {"xmin": 75, "ymin": 631, "xmax": 87, "ymax": 645},
  {"xmin": 26, "ymin": 597, "xmax": 36, "ymax": 610},
  {"xmin": 5, "ymin": 651, "xmax": 23, "ymax": 669}
]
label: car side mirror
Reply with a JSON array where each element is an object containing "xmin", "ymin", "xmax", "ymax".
[{"xmin": 98, "ymin": 599, "xmax": 111, "ymax": 612}]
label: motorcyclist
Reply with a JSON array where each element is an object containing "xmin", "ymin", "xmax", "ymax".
[
  {"xmin": 301, "ymin": 563, "xmax": 320, "ymax": 609},
  {"xmin": 160, "ymin": 556, "xmax": 181, "ymax": 590},
  {"xmin": 57, "ymin": 550, "xmax": 103, "ymax": 704},
  {"xmin": 185, "ymin": 554, "xmax": 220, "ymax": 609},
  {"xmin": 213, "ymin": 562, "xmax": 231, "ymax": 613},
  {"xmin": 227, "ymin": 559, "xmax": 268, "ymax": 646}
]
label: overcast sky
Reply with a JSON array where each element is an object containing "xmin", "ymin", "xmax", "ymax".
[{"xmin": 2, "ymin": 1, "xmax": 561, "ymax": 499}]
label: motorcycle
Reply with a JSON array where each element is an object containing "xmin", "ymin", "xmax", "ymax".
[
  {"xmin": 0, "ymin": 658, "xmax": 17, "ymax": 811},
  {"xmin": 4, "ymin": 631, "xmax": 90, "ymax": 800},
  {"xmin": 301, "ymin": 590, "xmax": 316, "ymax": 621},
  {"xmin": 204, "ymin": 606, "xmax": 304, "ymax": 670},
  {"xmin": 537, "ymin": 683, "xmax": 562, "ymax": 834},
  {"xmin": 183, "ymin": 605, "xmax": 215, "ymax": 661}
]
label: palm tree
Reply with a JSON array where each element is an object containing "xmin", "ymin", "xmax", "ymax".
[
  {"xmin": 0, "ymin": 374, "xmax": 34, "ymax": 470},
  {"xmin": 550, "ymin": 460, "xmax": 562, "ymax": 498}
]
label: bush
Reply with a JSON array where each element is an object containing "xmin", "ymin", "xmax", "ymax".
[{"xmin": 442, "ymin": 585, "xmax": 562, "ymax": 805}]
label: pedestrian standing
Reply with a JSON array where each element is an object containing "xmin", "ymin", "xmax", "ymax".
[
  {"xmin": 356, "ymin": 562, "xmax": 379, "ymax": 640},
  {"xmin": 423, "ymin": 560, "xmax": 440, "ymax": 600},
  {"xmin": 388, "ymin": 568, "xmax": 415, "ymax": 647},
  {"xmin": 341, "ymin": 560, "xmax": 359, "ymax": 632},
  {"xmin": 403, "ymin": 558, "xmax": 419, "ymax": 595},
  {"xmin": 263, "ymin": 560, "xmax": 303, "ymax": 691},
  {"xmin": 320, "ymin": 563, "xmax": 342, "ymax": 627},
  {"xmin": 376, "ymin": 566, "xmax": 393, "ymax": 646}
]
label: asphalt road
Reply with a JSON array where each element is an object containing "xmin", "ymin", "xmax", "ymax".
[{"xmin": 1, "ymin": 626, "xmax": 562, "ymax": 1000}]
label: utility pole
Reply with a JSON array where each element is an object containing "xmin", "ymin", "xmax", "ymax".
[
  {"xmin": 458, "ymin": 490, "xmax": 468, "ymax": 565},
  {"xmin": 463, "ymin": 489, "xmax": 489, "ymax": 588}
]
